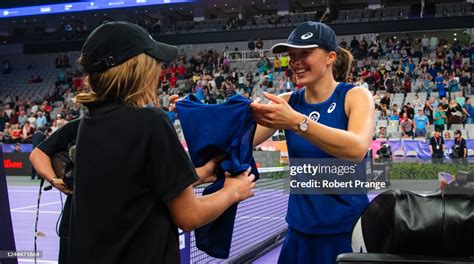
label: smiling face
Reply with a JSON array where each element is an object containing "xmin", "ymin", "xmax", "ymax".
[{"xmin": 288, "ymin": 47, "xmax": 336, "ymax": 87}]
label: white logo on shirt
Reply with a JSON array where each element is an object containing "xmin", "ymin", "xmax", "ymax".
[
  {"xmin": 309, "ymin": 111, "xmax": 320, "ymax": 122},
  {"xmin": 328, "ymin": 102, "xmax": 336, "ymax": 113},
  {"xmin": 301, "ymin": 32, "xmax": 313, "ymax": 40}
]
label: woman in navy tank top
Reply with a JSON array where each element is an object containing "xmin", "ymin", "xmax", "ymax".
[{"xmin": 251, "ymin": 22, "xmax": 375, "ymax": 264}]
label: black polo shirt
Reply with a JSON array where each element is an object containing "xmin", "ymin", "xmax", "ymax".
[
  {"xmin": 37, "ymin": 119, "xmax": 79, "ymax": 264},
  {"xmin": 37, "ymin": 120, "xmax": 80, "ymax": 155},
  {"xmin": 453, "ymin": 137, "xmax": 467, "ymax": 157},
  {"xmin": 69, "ymin": 102, "xmax": 198, "ymax": 264},
  {"xmin": 429, "ymin": 136, "xmax": 445, "ymax": 156}
]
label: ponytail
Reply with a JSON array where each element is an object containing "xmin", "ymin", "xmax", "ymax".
[
  {"xmin": 333, "ymin": 47, "xmax": 353, "ymax": 83},
  {"xmin": 74, "ymin": 92, "xmax": 97, "ymax": 104},
  {"xmin": 73, "ymin": 75, "xmax": 97, "ymax": 104}
]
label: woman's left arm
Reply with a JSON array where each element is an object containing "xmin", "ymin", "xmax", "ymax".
[{"xmin": 251, "ymin": 88, "xmax": 375, "ymax": 161}]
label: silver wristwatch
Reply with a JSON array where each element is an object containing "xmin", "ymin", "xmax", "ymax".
[{"xmin": 297, "ymin": 116, "xmax": 309, "ymax": 133}]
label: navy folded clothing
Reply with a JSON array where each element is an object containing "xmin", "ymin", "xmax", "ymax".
[{"xmin": 176, "ymin": 94, "xmax": 259, "ymax": 258}]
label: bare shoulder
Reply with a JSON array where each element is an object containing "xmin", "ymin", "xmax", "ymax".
[
  {"xmin": 346, "ymin": 86, "xmax": 373, "ymax": 99},
  {"xmin": 344, "ymin": 86, "xmax": 375, "ymax": 115}
]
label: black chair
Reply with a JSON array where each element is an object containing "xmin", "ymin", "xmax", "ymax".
[{"xmin": 337, "ymin": 190, "xmax": 474, "ymax": 263}]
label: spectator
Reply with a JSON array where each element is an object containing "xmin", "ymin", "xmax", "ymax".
[
  {"xmin": 421, "ymin": 35, "xmax": 429, "ymax": 54},
  {"xmin": 248, "ymin": 39, "xmax": 255, "ymax": 50},
  {"xmin": 194, "ymin": 81, "xmax": 205, "ymax": 102},
  {"xmin": 2, "ymin": 122, "xmax": 13, "ymax": 143},
  {"xmin": 244, "ymin": 80, "xmax": 254, "ymax": 95},
  {"xmin": 256, "ymin": 38, "xmax": 264, "ymax": 49},
  {"xmin": 273, "ymin": 56, "xmax": 281, "ymax": 72},
  {"xmin": 412, "ymin": 94, "xmax": 422, "ymax": 108},
  {"xmin": 423, "ymin": 99, "xmax": 434, "ymax": 124},
  {"xmin": 384, "ymin": 74, "xmax": 394, "ymax": 93},
  {"xmin": 422, "ymin": 74, "xmax": 433, "ymax": 97},
  {"xmin": 379, "ymin": 104, "xmax": 389, "ymax": 120},
  {"xmin": 429, "ymin": 129, "xmax": 445, "ymax": 164},
  {"xmin": 403, "ymin": 74, "xmax": 412, "ymax": 96},
  {"xmin": 21, "ymin": 121, "xmax": 34, "ymax": 143},
  {"xmin": 451, "ymin": 130, "xmax": 467, "ymax": 164},
  {"xmin": 399, "ymin": 105, "xmax": 414, "ymax": 120},
  {"xmin": 283, "ymin": 76, "xmax": 294, "ymax": 92},
  {"xmin": 433, "ymin": 104, "xmax": 447, "ymax": 132},
  {"xmin": 435, "ymin": 71, "xmax": 446, "ymax": 98},
  {"xmin": 380, "ymin": 92, "xmax": 391, "ymax": 108},
  {"xmin": 444, "ymin": 131, "xmax": 451, "ymax": 139},
  {"xmin": 389, "ymin": 109, "xmax": 399, "ymax": 121},
  {"xmin": 376, "ymin": 126, "xmax": 389, "ymax": 139},
  {"xmin": 17, "ymin": 110, "xmax": 28, "ymax": 127},
  {"xmin": 280, "ymin": 55, "xmax": 289, "ymax": 71},
  {"xmin": 447, "ymin": 98, "xmax": 467, "ymax": 128},
  {"xmin": 35, "ymin": 111, "xmax": 47, "ymax": 129},
  {"xmin": 169, "ymin": 73, "xmax": 177, "ymax": 89},
  {"xmin": 177, "ymin": 63, "xmax": 186, "ymax": 80},
  {"xmin": 27, "ymin": 112, "xmax": 36, "ymax": 127},
  {"xmin": 161, "ymin": 76, "xmax": 170, "ymax": 93},
  {"xmin": 51, "ymin": 113, "xmax": 68, "ymax": 133},
  {"xmin": 350, "ymin": 36, "xmax": 360, "ymax": 51},
  {"xmin": 373, "ymin": 90, "xmax": 382, "ymax": 106},
  {"xmin": 464, "ymin": 97, "xmax": 474, "ymax": 124},
  {"xmin": 413, "ymin": 108, "xmax": 430, "ymax": 138},
  {"xmin": 447, "ymin": 73, "xmax": 459, "ymax": 98},
  {"xmin": 400, "ymin": 113, "xmax": 414, "ymax": 138},
  {"xmin": 7, "ymin": 110, "xmax": 18, "ymax": 127},
  {"xmin": 459, "ymin": 70, "xmax": 470, "ymax": 94},
  {"xmin": 340, "ymin": 38, "xmax": 348, "ymax": 49},
  {"xmin": 439, "ymin": 97, "xmax": 449, "ymax": 112},
  {"xmin": 455, "ymin": 91, "xmax": 465, "ymax": 107},
  {"xmin": 13, "ymin": 143, "xmax": 22, "ymax": 152}
]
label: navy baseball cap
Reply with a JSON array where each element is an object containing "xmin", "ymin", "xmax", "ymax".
[
  {"xmin": 82, "ymin": 21, "xmax": 178, "ymax": 73},
  {"xmin": 271, "ymin": 21, "xmax": 338, "ymax": 54}
]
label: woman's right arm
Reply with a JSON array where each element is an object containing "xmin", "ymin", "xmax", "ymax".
[
  {"xmin": 169, "ymin": 93, "xmax": 292, "ymax": 148},
  {"xmin": 252, "ymin": 93, "xmax": 291, "ymax": 147}
]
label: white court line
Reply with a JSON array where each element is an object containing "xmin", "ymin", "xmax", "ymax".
[
  {"xmin": 238, "ymin": 216, "xmax": 285, "ymax": 220},
  {"xmin": 8, "ymin": 190, "xmax": 48, "ymax": 193},
  {"xmin": 11, "ymin": 201, "xmax": 62, "ymax": 212},
  {"xmin": 11, "ymin": 210, "xmax": 61, "ymax": 214},
  {"xmin": 18, "ymin": 259, "xmax": 58, "ymax": 264}
]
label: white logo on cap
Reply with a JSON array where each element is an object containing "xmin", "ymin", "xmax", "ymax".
[
  {"xmin": 327, "ymin": 102, "xmax": 336, "ymax": 113},
  {"xmin": 301, "ymin": 32, "xmax": 313, "ymax": 40},
  {"xmin": 309, "ymin": 111, "xmax": 320, "ymax": 122}
]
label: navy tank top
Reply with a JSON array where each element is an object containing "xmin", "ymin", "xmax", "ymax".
[{"xmin": 285, "ymin": 82, "xmax": 369, "ymax": 235}]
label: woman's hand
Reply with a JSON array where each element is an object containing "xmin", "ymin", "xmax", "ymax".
[
  {"xmin": 51, "ymin": 177, "xmax": 73, "ymax": 195},
  {"xmin": 194, "ymin": 156, "xmax": 224, "ymax": 186},
  {"xmin": 224, "ymin": 167, "xmax": 256, "ymax": 203},
  {"xmin": 250, "ymin": 92, "xmax": 302, "ymax": 130},
  {"xmin": 168, "ymin": 94, "xmax": 180, "ymax": 112}
]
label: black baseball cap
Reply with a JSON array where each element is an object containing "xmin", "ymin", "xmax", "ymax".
[
  {"xmin": 82, "ymin": 21, "xmax": 178, "ymax": 73},
  {"xmin": 271, "ymin": 21, "xmax": 338, "ymax": 54}
]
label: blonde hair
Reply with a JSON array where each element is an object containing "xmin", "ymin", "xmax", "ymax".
[{"xmin": 76, "ymin": 53, "xmax": 161, "ymax": 107}]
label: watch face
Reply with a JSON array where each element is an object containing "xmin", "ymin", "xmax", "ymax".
[{"xmin": 300, "ymin": 123, "xmax": 308, "ymax": 131}]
